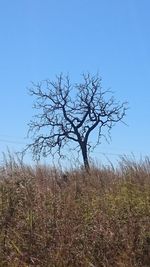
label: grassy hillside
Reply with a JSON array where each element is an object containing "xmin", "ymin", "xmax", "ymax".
[{"xmin": 0, "ymin": 156, "xmax": 150, "ymax": 266}]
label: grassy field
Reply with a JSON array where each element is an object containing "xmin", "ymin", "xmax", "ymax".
[{"xmin": 0, "ymin": 155, "xmax": 150, "ymax": 266}]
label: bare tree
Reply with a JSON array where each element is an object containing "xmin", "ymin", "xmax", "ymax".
[{"xmin": 25, "ymin": 73, "xmax": 128, "ymax": 169}]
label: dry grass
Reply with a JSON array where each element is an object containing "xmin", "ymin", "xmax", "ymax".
[{"xmin": 0, "ymin": 155, "xmax": 150, "ymax": 266}]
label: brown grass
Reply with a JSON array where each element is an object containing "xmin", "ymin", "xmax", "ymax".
[{"xmin": 0, "ymin": 155, "xmax": 150, "ymax": 266}]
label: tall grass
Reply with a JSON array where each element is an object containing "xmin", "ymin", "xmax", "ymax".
[{"xmin": 0, "ymin": 155, "xmax": 150, "ymax": 266}]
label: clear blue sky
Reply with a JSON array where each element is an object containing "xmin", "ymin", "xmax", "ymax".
[{"xmin": 0, "ymin": 0, "xmax": 150, "ymax": 166}]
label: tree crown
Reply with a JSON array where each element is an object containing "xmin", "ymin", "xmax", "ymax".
[{"xmin": 25, "ymin": 73, "xmax": 128, "ymax": 167}]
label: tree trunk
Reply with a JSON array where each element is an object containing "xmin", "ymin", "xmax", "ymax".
[{"xmin": 80, "ymin": 142, "xmax": 90, "ymax": 170}]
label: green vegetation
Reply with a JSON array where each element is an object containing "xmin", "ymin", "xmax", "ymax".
[{"xmin": 0, "ymin": 156, "xmax": 150, "ymax": 266}]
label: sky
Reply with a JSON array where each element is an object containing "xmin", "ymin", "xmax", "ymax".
[{"xmin": 0, "ymin": 0, "xmax": 150, "ymax": 167}]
